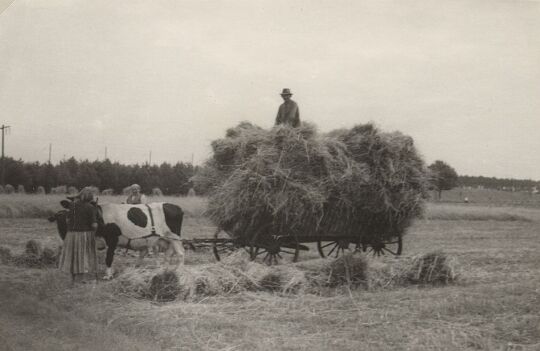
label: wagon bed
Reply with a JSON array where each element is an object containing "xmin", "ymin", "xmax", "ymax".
[{"xmin": 184, "ymin": 229, "xmax": 403, "ymax": 265}]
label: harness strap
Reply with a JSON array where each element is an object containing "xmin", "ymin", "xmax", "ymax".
[
  {"xmin": 145, "ymin": 204, "xmax": 157, "ymax": 235},
  {"xmin": 124, "ymin": 234, "xmax": 159, "ymax": 253}
]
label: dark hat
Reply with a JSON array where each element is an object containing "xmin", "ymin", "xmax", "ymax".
[{"xmin": 280, "ymin": 88, "xmax": 293, "ymax": 96}]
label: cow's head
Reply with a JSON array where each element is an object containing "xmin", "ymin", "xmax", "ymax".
[{"xmin": 47, "ymin": 200, "xmax": 71, "ymax": 241}]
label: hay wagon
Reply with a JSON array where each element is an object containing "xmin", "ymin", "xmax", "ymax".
[
  {"xmin": 189, "ymin": 122, "xmax": 427, "ymax": 265},
  {"xmin": 185, "ymin": 228, "xmax": 403, "ymax": 265}
]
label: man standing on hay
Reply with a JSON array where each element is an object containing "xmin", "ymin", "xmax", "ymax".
[{"xmin": 275, "ymin": 88, "xmax": 300, "ymax": 127}]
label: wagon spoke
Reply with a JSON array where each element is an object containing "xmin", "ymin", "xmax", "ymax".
[
  {"xmin": 321, "ymin": 242, "xmax": 336, "ymax": 249},
  {"xmin": 327, "ymin": 243, "xmax": 339, "ymax": 257},
  {"xmin": 255, "ymin": 249, "xmax": 268, "ymax": 257},
  {"xmin": 383, "ymin": 247, "xmax": 397, "ymax": 255}
]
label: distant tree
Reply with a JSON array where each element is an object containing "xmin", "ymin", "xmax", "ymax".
[
  {"xmin": 3, "ymin": 157, "xmax": 30, "ymax": 189},
  {"xmin": 37, "ymin": 163, "xmax": 57, "ymax": 193},
  {"xmin": 93, "ymin": 159, "xmax": 118, "ymax": 191},
  {"xmin": 56, "ymin": 160, "xmax": 76, "ymax": 186},
  {"xmin": 428, "ymin": 160, "xmax": 458, "ymax": 200},
  {"xmin": 75, "ymin": 160, "xmax": 100, "ymax": 189}
]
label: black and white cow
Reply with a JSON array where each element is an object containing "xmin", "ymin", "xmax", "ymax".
[{"xmin": 49, "ymin": 199, "xmax": 184, "ymax": 279}]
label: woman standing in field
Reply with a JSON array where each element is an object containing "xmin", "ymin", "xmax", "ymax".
[{"xmin": 58, "ymin": 187, "xmax": 99, "ymax": 284}]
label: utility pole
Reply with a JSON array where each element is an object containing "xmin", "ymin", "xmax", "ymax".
[
  {"xmin": 48, "ymin": 143, "xmax": 52, "ymax": 164},
  {"xmin": 149, "ymin": 150, "xmax": 152, "ymax": 165},
  {"xmin": 1, "ymin": 124, "xmax": 11, "ymax": 186},
  {"xmin": 105, "ymin": 146, "xmax": 107, "ymax": 160}
]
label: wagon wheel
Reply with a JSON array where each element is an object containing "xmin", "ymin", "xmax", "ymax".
[
  {"xmin": 249, "ymin": 235, "xmax": 304, "ymax": 266},
  {"xmin": 367, "ymin": 234, "xmax": 403, "ymax": 257},
  {"xmin": 212, "ymin": 229, "xmax": 238, "ymax": 261},
  {"xmin": 317, "ymin": 239, "xmax": 354, "ymax": 258}
]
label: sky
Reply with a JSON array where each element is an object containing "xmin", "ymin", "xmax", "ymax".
[{"xmin": 0, "ymin": 0, "xmax": 539, "ymax": 179}]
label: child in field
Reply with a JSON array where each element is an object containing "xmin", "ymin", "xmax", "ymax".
[{"xmin": 126, "ymin": 184, "xmax": 147, "ymax": 204}]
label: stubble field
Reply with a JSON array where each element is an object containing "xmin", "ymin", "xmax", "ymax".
[{"xmin": 0, "ymin": 190, "xmax": 539, "ymax": 350}]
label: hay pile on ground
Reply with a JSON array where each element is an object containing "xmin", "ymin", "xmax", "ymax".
[
  {"xmin": 194, "ymin": 122, "xmax": 428, "ymax": 246},
  {"xmin": 113, "ymin": 251, "xmax": 457, "ymax": 301},
  {"xmin": 368, "ymin": 251, "xmax": 459, "ymax": 288},
  {"xmin": 297, "ymin": 253, "xmax": 369, "ymax": 289},
  {"xmin": 0, "ymin": 240, "xmax": 60, "ymax": 268},
  {"xmin": 405, "ymin": 251, "xmax": 458, "ymax": 284},
  {"xmin": 114, "ymin": 251, "xmax": 308, "ymax": 301}
]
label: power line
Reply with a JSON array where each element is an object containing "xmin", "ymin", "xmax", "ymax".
[{"xmin": 1, "ymin": 124, "xmax": 11, "ymax": 186}]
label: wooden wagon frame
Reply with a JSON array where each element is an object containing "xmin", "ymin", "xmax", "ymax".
[{"xmin": 185, "ymin": 228, "xmax": 403, "ymax": 265}]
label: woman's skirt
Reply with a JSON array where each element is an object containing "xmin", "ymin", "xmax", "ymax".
[{"xmin": 58, "ymin": 231, "xmax": 98, "ymax": 274}]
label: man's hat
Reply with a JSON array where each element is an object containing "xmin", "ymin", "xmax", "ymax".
[{"xmin": 280, "ymin": 88, "xmax": 293, "ymax": 96}]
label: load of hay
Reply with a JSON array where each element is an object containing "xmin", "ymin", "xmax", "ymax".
[{"xmin": 194, "ymin": 122, "xmax": 428, "ymax": 245}]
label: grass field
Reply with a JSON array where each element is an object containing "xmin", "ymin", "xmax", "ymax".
[{"xmin": 0, "ymin": 193, "xmax": 539, "ymax": 350}]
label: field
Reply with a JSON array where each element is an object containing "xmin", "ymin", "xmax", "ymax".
[{"xmin": 0, "ymin": 191, "xmax": 539, "ymax": 350}]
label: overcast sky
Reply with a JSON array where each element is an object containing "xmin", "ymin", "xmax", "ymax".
[{"xmin": 1, "ymin": 0, "xmax": 539, "ymax": 179}]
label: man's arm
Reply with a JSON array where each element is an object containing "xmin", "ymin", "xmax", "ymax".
[
  {"xmin": 293, "ymin": 105, "xmax": 300, "ymax": 127},
  {"xmin": 275, "ymin": 105, "xmax": 282, "ymax": 125}
]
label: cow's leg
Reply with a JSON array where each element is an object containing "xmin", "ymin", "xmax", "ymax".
[
  {"xmin": 137, "ymin": 247, "xmax": 148, "ymax": 266},
  {"xmin": 152, "ymin": 239, "xmax": 167, "ymax": 267},
  {"xmin": 168, "ymin": 239, "xmax": 185, "ymax": 267},
  {"xmin": 103, "ymin": 234, "xmax": 119, "ymax": 280}
]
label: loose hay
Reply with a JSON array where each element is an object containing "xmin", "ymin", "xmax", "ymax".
[
  {"xmin": 0, "ymin": 246, "xmax": 12, "ymax": 264},
  {"xmin": 149, "ymin": 270, "xmax": 181, "ymax": 302},
  {"xmin": 368, "ymin": 251, "xmax": 458, "ymax": 288},
  {"xmin": 195, "ymin": 122, "xmax": 428, "ymax": 248},
  {"xmin": 113, "ymin": 250, "xmax": 458, "ymax": 301},
  {"xmin": 406, "ymin": 251, "xmax": 458, "ymax": 285},
  {"xmin": 297, "ymin": 252, "xmax": 369, "ymax": 289},
  {"xmin": 25, "ymin": 239, "xmax": 43, "ymax": 257},
  {"xmin": 1, "ymin": 240, "xmax": 60, "ymax": 268}
]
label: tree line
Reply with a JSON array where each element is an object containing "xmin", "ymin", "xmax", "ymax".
[
  {"xmin": 1, "ymin": 156, "xmax": 537, "ymax": 196},
  {"xmin": 428, "ymin": 160, "xmax": 539, "ymax": 193},
  {"xmin": 0, "ymin": 157, "xmax": 197, "ymax": 195},
  {"xmin": 458, "ymin": 175, "xmax": 539, "ymax": 191}
]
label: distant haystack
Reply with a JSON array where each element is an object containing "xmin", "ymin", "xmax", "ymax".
[
  {"xmin": 187, "ymin": 188, "xmax": 196, "ymax": 197},
  {"xmin": 101, "ymin": 188, "xmax": 114, "ymax": 195},
  {"xmin": 152, "ymin": 188, "xmax": 163, "ymax": 196},
  {"xmin": 17, "ymin": 185, "xmax": 26, "ymax": 194},
  {"xmin": 4, "ymin": 184, "xmax": 15, "ymax": 194},
  {"xmin": 36, "ymin": 186, "xmax": 46, "ymax": 194}
]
